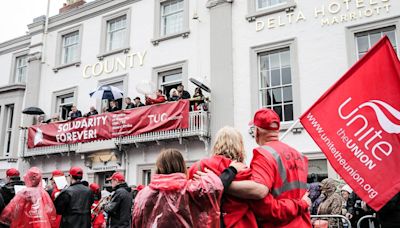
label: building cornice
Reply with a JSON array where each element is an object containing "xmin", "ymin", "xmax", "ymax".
[
  {"xmin": 206, "ymin": 0, "xmax": 233, "ymax": 8},
  {"xmin": 0, "ymin": 35, "xmax": 30, "ymax": 55},
  {"xmin": 0, "ymin": 84, "xmax": 26, "ymax": 94},
  {"xmin": 28, "ymin": 0, "xmax": 141, "ymax": 35}
]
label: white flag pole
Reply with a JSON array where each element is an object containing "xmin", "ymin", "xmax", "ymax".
[
  {"xmin": 41, "ymin": 0, "xmax": 51, "ymax": 63},
  {"xmin": 279, "ymin": 119, "xmax": 300, "ymax": 141}
]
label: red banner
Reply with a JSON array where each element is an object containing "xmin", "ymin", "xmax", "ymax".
[
  {"xmin": 28, "ymin": 100, "xmax": 189, "ymax": 148},
  {"xmin": 300, "ymin": 37, "xmax": 400, "ymax": 211}
]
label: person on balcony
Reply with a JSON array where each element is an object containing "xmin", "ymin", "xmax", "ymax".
[
  {"xmin": 169, "ymin": 88, "xmax": 180, "ymax": 102},
  {"xmin": 107, "ymin": 100, "xmax": 119, "ymax": 112},
  {"xmin": 145, "ymin": 90, "xmax": 166, "ymax": 105},
  {"xmin": 192, "ymin": 87, "xmax": 206, "ymax": 111},
  {"xmin": 177, "ymin": 84, "xmax": 191, "ymax": 99},
  {"xmin": 85, "ymin": 106, "xmax": 98, "ymax": 117},
  {"xmin": 125, "ymin": 97, "xmax": 134, "ymax": 109},
  {"xmin": 69, "ymin": 106, "xmax": 82, "ymax": 120},
  {"xmin": 133, "ymin": 97, "xmax": 145, "ymax": 108}
]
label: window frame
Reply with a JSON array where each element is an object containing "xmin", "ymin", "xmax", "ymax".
[
  {"xmin": 346, "ymin": 17, "xmax": 400, "ymax": 66},
  {"xmin": 152, "ymin": 60, "xmax": 188, "ymax": 94},
  {"xmin": 54, "ymin": 24, "xmax": 83, "ymax": 72},
  {"xmin": 98, "ymin": 8, "xmax": 131, "ymax": 60},
  {"xmin": 97, "ymin": 75, "xmax": 128, "ymax": 113},
  {"xmin": 246, "ymin": 0, "xmax": 296, "ymax": 22},
  {"xmin": 152, "ymin": 0, "xmax": 190, "ymax": 45},
  {"xmin": 52, "ymin": 87, "xmax": 78, "ymax": 121},
  {"xmin": 250, "ymin": 38, "xmax": 300, "ymax": 130},
  {"xmin": 9, "ymin": 50, "xmax": 28, "ymax": 84},
  {"xmin": 3, "ymin": 104, "xmax": 14, "ymax": 157},
  {"xmin": 257, "ymin": 48, "xmax": 294, "ymax": 123}
]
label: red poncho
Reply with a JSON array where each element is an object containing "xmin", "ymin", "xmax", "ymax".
[
  {"xmin": 188, "ymin": 155, "xmax": 258, "ymax": 228},
  {"xmin": 132, "ymin": 172, "xmax": 223, "ymax": 228},
  {"xmin": 0, "ymin": 167, "xmax": 57, "ymax": 228}
]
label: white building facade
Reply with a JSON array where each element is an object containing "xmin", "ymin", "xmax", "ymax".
[{"xmin": 0, "ymin": 0, "xmax": 397, "ymax": 186}]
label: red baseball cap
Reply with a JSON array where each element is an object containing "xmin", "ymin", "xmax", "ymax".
[
  {"xmin": 249, "ymin": 108, "xmax": 280, "ymax": 130},
  {"xmin": 52, "ymin": 170, "xmax": 64, "ymax": 177},
  {"xmin": 6, "ymin": 168, "xmax": 20, "ymax": 177},
  {"xmin": 107, "ymin": 172, "xmax": 125, "ymax": 182},
  {"xmin": 89, "ymin": 183, "xmax": 100, "ymax": 193},
  {"xmin": 69, "ymin": 167, "xmax": 83, "ymax": 177}
]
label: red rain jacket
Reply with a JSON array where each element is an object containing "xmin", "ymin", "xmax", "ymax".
[
  {"xmin": 251, "ymin": 141, "xmax": 311, "ymax": 228},
  {"xmin": 0, "ymin": 167, "xmax": 57, "ymax": 228},
  {"xmin": 145, "ymin": 95, "xmax": 166, "ymax": 105},
  {"xmin": 132, "ymin": 172, "xmax": 223, "ymax": 228},
  {"xmin": 50, "ymin": 183, "xmax": 62, "ymax": 228},
  {"xmin": 188, "ymin": 155, "xmax": 257, "ymax": 228},
  {"xmin": 91, "ymin": 200, "xmax": 105, "ymax": 228}
]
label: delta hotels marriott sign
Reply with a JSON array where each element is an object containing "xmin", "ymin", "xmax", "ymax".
[{"xmin": 256, "ymin": 0, "xmax": 391, "ymax": 31}]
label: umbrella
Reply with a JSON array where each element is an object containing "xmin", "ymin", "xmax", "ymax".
[
  {"xmin": 90, "ymin": 85, "xmax": 124, "ymax": 100},
  {"xmin": 189, "ymin": 78, "xmax": 211, "ymax": 93},
  {"xmin": 22, "ymin": 107, "xmax": 45, "ymax": 115}
]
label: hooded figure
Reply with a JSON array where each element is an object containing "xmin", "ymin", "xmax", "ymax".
[
  {"xmin": 0, "ymin": 168, "xmax": 25, "ymax": 207},
  {"xmin": 0, "ymin": 167, "xmax": 57, "ymax": 228},
  {"xmin": 308, "ymin": 182, "xmax": 322, "ymax": 215},
  {"xmin": 317, "ymin": 178, "xmax": 343, "ymax": 227},
  {"xmin": 132, "ymin": 149, "xmax": 223, "ymax": 228}
]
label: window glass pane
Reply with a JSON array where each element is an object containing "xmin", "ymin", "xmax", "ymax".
[
  {"xmin": 270, "ymin": 53, "xmax": 280, "ymax": 69},
  {"xmin": 281, "ymin": 67, "xmax": 291, "ymax": 85},
  {"xmin": 257, "ymin": 0, "xmax": 287, "ymax": 10},
  {"xmin": 163, "ymin": 73, "xmax": 182, "ymax": 83},
  {"xmin": 271, "ymin": 88, "xmax": 282, "ymax": 104},
  {"xmin": 357, "ymin": 36, "xmax": 369, "ymax": 53},
  {"xmin": 384, "ymin": 30, "xmax": 397, "ymax": 48},
  {"xmin": 260, "ymin": 55, "xmax": 269, "ymax": 70},
  {"xmin": 284, "ymin": 104, "xmax": 293, "ymax": 121},
  {"xmin": 369, "ymin": 32, "xmax": 381, "ymax": 46},
  {"xmin": 282, "ymin": 86, "xmax": 292, "ymax": 102},
  {"xmin": 270, "ymin": 69, "xmax": 281, "ymax": 86},
  {"xmin": 273, "ymin": 105, "xmax": 283, "ymax": 120},
  {"xmin": 280, "ymin": 50, "xmax": 290, "ymax": 67},
  {"xmin": 260, "ymin": 90, "xmax": 272, "ymax": 107},
  {"xmin": 260, "ymin": 71, "xmax": 270, "ymax": 88}
]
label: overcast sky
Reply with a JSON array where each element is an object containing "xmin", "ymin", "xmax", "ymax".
[{"xmin": 0, "ymin": 0, "xmax": 94, "ymax": 43}]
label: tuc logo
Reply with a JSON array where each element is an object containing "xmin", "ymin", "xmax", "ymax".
[{"xmin": 147, "ymin": 113, "xmax": 168, "ymax": 124}]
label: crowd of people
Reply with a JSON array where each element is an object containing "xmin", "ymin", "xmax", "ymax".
[
  {"xmin": 1, "ymin": 108, "xmax": 399, "ymax": 228},
  {"xmin": 39, "ymin": 84, "xmax": 207, "ymax": 124}
]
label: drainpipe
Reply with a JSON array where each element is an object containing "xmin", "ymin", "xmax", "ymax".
[{"xmin": 42, "ymin": 0, "xmax": 51, "ymax": 64}]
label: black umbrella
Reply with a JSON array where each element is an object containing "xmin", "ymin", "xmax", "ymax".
[
  {"xmin": 22, "ymin": 107, "xmax": 45, "ymax": 115},
  {"xmin": 189, "ymin": 78, "xmax": 211, "ymax": 93}
]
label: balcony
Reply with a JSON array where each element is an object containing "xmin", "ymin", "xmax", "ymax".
[{"xmin": 21, "ymin": 111, "xmax": 210, "ymax": 158}]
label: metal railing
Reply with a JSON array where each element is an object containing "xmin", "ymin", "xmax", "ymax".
[
  {"xmin": 311, "ymin": 215, "xmax": 352, "ymax": 228},
  {"xmin": 357, "ymin": 214, "xmax": 378, "ymax": 228},
  {"xmin": 22, "ymin": 111, "xmax": 210, "ymax": 157}
]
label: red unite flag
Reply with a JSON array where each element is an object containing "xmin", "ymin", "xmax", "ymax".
[{"xmin": 300, "ymin": 36, "xmax": 400, "ymax": 211}]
